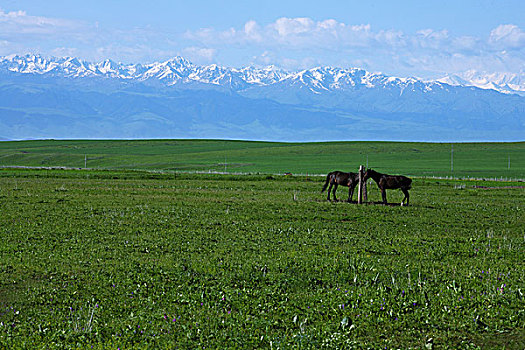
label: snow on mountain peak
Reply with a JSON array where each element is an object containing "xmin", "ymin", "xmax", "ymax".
[
  {"xmin": 1, "ymin": 54, "xmax": 523, "ymax": 96},
  {"xmin": 438, "ymin": 70, "xmax": 525, "ymax": 96}
]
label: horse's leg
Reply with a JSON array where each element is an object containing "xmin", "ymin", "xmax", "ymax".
[
  {"xmin": 327, "ymin": 183, "xmax": 333, "ymax": 201},
  {"xmin": 333, "ymin": 184, "xmax": 339, "ymax": 201},
  {"xmin": 381, "ymin": 188, "xmax": 387, "ymax": 204},
  {"xmin": 401, "ymin": 188, "xmax": 410, "ymax": 206},
  {"xmin": 348, "ymin": 185, "xmax": 354, "ymax": 202}
]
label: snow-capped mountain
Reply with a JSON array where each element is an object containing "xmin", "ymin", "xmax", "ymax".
[
  {"xmin": 0, "ymin": 54, "xmax": 455, "ymax": 91},
  {"xmin": 3, "ymin": 54, "xmax": 524, "ymax": 96},
  {"xmin": 0, "ymin": 54, "xmax": 523, "ymax": 141},
  {"xmin": 438, "ymin": 70, "xmax": 525, "ymax": 96},
  {"xmin": 0, "ymin": 54, "xmax": 284, "ymax": 88}
]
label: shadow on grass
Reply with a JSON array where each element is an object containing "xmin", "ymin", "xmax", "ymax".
[{"xmin": 316, "ymin": 199, "xmax": 438, "ymax": 209}]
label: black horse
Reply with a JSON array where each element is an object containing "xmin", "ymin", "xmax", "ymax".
[
  {"xmin": 364, "ymin": 169, "xmax": 412, "ymax": 206},
  {"xmin": 321, "ymin": 171, "xmax": 359, "ymax": 202}
]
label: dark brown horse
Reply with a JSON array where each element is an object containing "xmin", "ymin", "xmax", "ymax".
[
  {"xmin": 364, "ymin": 169, "xmax": 412, "ymax": 206},
  {"xmin": 321, "ymin": 171, "xmax": 359, "ymax": 202}
]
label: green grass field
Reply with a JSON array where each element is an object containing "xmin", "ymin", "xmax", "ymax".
[
  {"xmin": 1, "ymin": 139, "xmax": 524, "ymax": 179},
  {"xmin": 0, "ymin": 168, "xmax": 524, "ymax": 349}
]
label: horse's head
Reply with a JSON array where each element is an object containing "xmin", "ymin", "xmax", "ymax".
[
  {"xmin": 363, "ymin": 168, "xmax": 377, "ymax": 181},
  {"xmin": 363, "ymin": 168, "xmax": 371, "ymax": 180}
]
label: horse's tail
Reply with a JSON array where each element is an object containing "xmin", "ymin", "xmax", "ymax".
[
  {"xmin": 406, "ymin": 177, "xmax": 413, "ymax": 190},
  {"xmin": 321, "ymin": 173, "xmax": 331, "ymax": 192}
]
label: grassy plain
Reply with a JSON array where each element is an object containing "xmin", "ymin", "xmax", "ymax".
[
  {"xmin": 0, "ymin": 139, "xmax": 524, "ymax": 179},
  {"xmin": 0, "ymin": 168, "xmax": 523, "ymax": 349}
]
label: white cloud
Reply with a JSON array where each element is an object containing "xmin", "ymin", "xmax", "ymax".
[
  {"xmin": 50, "ymin": 47, "xmax": 79, "ymax": 57},
  {"xmin": 182, "ymin": 47, "xmax": 217, "ymax": 63},
  {"xmin": 186, "ymin": 17, "xmax": 378, "ymax": 49},
  {"xmin": 489, "ymin": 24, "xmax": 525, "ymax": 49},
  {"xmin": 451, "ymin": 35, "xmax": 480, "ymax": 52},
  {"xmin": 0, "ymin": 9, "xmax": 82, "ymax": 36},
  {"xmin": 0, "ymin": 9, "xmax": 92, "ymax": 57},
  {"xmin": 186, "ymin": 17, "xmax": 450, "ymax": 52},
  {"xmin": 0, "ymin": 10, "xmax": 523, "ymax": 79},
  {"xmin": 0, "ymin": 9, "xmax": 183, "ymax": 63},
  {"xmin": 272, "ymin": 17, "xmax": 314, "ymax": 36},
  {"xmin": 414, "ymin": 29, "xmax": 449, "ymax": 49},
  {"xmin": 244, "ymin": 20, "xmax": 262, "ymax": 42},
  {"xmin": 185, "ymin": 18, "xmax": 524, "ymax": 78}
]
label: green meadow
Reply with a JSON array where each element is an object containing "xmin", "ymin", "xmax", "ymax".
[
  {"xmin": 0, "ymin": 139, "xmax": 524, "ymax": 179},
  {"xmin": 0, "ymin": 140, "xmax": 524, "ymax": 348}
]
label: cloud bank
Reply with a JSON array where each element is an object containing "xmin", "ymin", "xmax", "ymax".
[
  {"xmin": 0, "ymin": 9, "xmax": 523, "ymax": 79},
  {"xmin": 186, "ymin": 17, "xmax": 525, "ymax": 78}
]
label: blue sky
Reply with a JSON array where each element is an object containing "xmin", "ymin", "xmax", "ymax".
[{"xmin": 1, "ymin": 0, "xmax": 524, "ymax": 78}]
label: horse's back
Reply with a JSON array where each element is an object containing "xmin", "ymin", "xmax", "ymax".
[
  {"xmin": 331, "ymin": 170, "xmax": 346, "ymax": 177},
  {"xmin": 327, "ymin": 171, "xmax": 357, "ymax": 187},
  {"xmin": 379, "ymin": 175, "xmax": 411, "ymax": 189}
]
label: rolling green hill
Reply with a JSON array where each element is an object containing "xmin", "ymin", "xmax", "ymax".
[{"xmin": 0, "ymin": 139, "xmax": 523, "ymax": 179}]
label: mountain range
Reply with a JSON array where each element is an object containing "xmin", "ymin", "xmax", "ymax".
[{"xmin": 0, "ymin": 54, "xmax": 524, "ymax": 141}]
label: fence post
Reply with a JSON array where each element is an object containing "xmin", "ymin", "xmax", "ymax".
[
  {"xmin": 363, "ymin": 173, "xmax": 367, "ymax": 202},
  {"xmin": 358, "ymin": 165, "xmax": 364, "ymax": 204}
]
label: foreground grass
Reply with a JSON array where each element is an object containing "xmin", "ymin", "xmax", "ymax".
[
  {"xmin": 0, "ymin": 169, "xmax": 523, "ymax": 349},
  {"xmin": 0, "ymin": 139, "xmax": 524, "ymax": 179}
]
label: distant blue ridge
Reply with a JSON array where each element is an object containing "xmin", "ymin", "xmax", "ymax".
[{"xmin": 0, "ymin": 55, "xmax": 523, "ymax": 142}]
